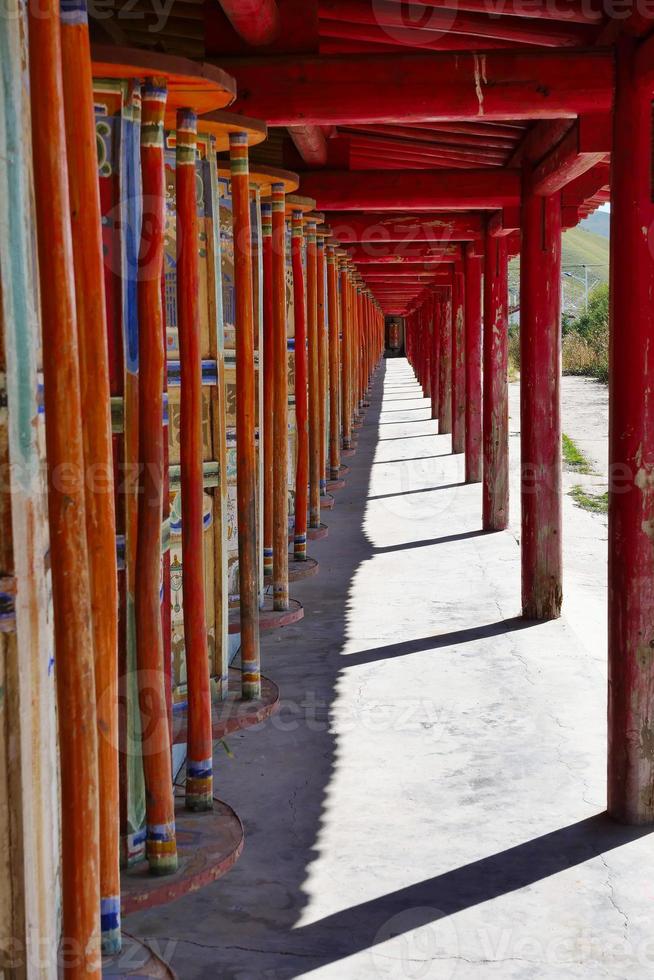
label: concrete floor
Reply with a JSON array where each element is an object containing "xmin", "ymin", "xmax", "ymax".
[{"xmin": 128, "ymin": 359, "xmax": 654, "ymax": 979}]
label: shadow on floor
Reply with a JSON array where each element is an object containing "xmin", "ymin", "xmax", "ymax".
[{"xmin": 124, "ymin": 361, "xmax": 642, "ymax": 979}]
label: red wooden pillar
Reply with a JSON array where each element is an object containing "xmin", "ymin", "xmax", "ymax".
[
  {"xmin": 60, "ymin": 0, "xmax": 120, "ymax": 953},
  {"xmin": 438, "ymin": 286, "xmax": 453, "ymax": 434},
  {"xmin": 340, "ymin": 259, "xmax": 353, "ymax": 449},
  {"xmin": 317, "ymin": 233, "xmax": 328, "ymax": 492},
  {"xmin": 520, "ymin": 180, "xmax": 562, "ymax": 620},
  {"xmin": 451, "ymin": 265, "xmax": 466, "ymax": 453},
  {"xmin": 430, "ymin": 292, "xmax": 440, "ymax": 421},
  {"xmin": 327, "ymin": 243, "xmax": 341, "ymax": 480},
  {"xmin": 465, "ymin": 244, "xmax": 483, "ymax": 483},
  {"xmin": 230, "ymin": 131, "xmax": 261, "ymax": 697},
  {"xmin": 292, "ymin": 210, "xmax": 309, "ymax": 559},
  {"xmin": 483, "ymin": 233, "xmax": 509, "ymax": 531},
  {"xmin": 29, "ymin": 0, "xmax": 102, "ymax": 965},
  {"xmin": 307, "ymin": 220, "xmax": 321, "ymax": 527},
  {"xmin": 135, "ymin": 79, "xmax": 178, "ymax": 875},
  {"xmin": 272, "ymin": 182, "xmax": 289, "ymax": 609},
  {"xmin": 177, "ymin": 110, "xmax": 213, "ymax": 809},
  {"xmin": 262, "ymin": 202, "xmax": 274, "ymax": 577},
  {"xmin": 608, "ymin": 39, "xmax": 654, "ymax": 824}
]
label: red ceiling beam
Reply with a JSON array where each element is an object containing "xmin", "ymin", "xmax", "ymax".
[
  {"xmin": 357, "ymin": 262, "xmax": 455, "ymax": 274},
  {"xmin": 529, "ymin": 115, "xmax": 611, "ymax": 196},
  {"xmin": 318, "ymin": 19, "xmax": 527, "ymax": 50},
  {"xmin": 299, "ymin": 169, "xmax": 520, "ymax": 210},
  {"xmin": 346, "ymin": 246, "xmax": 461, "ymax": 262},
  {"xmin": 216, "ymin": 0, "xmax": 281, "ymax": 46},
  {"xmin": 327, "ymin": 213, "xmax": 484, "ymax": 241},
  {"xmin": 380, "ymin": 0, "xmax": 602, "ymax": 23},
  {"xmin": 342, "ymin": 124, "xmax": 516, "ymax": 151},
  {"xmin": 319, "ymin": 0, "xmax": 593, "ymax": 47},
  {"xmin": 347, "ymin": 134, "xmax": 507, "ymax": 166},
  {"xmin": 225, "ymin": 49, "xmax": 614, "ymax": 125}
]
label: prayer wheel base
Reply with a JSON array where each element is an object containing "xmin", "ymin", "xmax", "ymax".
[
  {"xmin": 342, "ymin": 443, "xmax": 358, "ymax": 457},
  {"xmin": 289, "ymin": 523, "xmax": 329, "ymax": 544},
  {"xmin": 171, "ymin": 669, "xmax": 280, "ymax": 745},
  {"xmin": 102, "ymin": 933, "xmax": 177, "ymax": 978},
  {"xmin": 339, "ymin": 464, "xmax": 351, "ymax": 477},
  {"xmin": 265, "ymin": 555, "xmax": 319, "ymax": 586},
  {"xmin": 121, "ymin": 798, "xmax": 243, "ymax": 916},
  {"xmin": 320, "ymin": 493, "xmax": 336, "ymax": 511},
  {"xmin": 228, "ymin": 596, "xmax": 305, "ymax": 634},
  {"xmin": 327, "ymin": 479, "xmax": 346, "ymax": 492}
]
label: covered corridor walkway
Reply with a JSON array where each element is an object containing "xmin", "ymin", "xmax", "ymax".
[{"xmin": 125, "ymin": 359, "xmax": 652, "ymax": 979}]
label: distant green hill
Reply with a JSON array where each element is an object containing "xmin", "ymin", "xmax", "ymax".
[
  {"xmin": 580, "ymin": 210, "xmax": 610, "ymax": 239},
  {"xmin": 562, "ymin": 226, "xmax": 609, "ymax": 282},
  {"xmin": 509, "ymin": 224, "xmax": 609, "ymax": 316}
]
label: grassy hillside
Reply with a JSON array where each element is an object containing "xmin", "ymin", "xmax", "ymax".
[
  {"xmin": 580, "ymin": 210, "xmax": 610, "ymax": 238},
  {"xmin": 509, "ymin": 224, "xmax": 609, "ymax": 317}
]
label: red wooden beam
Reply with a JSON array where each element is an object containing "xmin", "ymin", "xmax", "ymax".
[
  {"xmin": 347, "ymin": 133, "xmax": 508, "ymax": 165},
  {"xmin": 288, "ymin": 124, "xmax": 328, "ymax": 166},
  {"xmin": 318, "ymin": 19, "xmax": 528, "ymax": 50},
  {"xmin": 319, "ymin": 0, "xmax": 593, "ymax": 47},
  {"xmin": 529, "ymin": 115, "xmax": 610, "ymax": 196},
  {"xmin": 299, "ymin": 169, "xmax": 520, "ymax": 210},
  {"xmin": 217, "ymin": 0, "xmax": 281, "ymax": 46},
  {"xmin": 342, "ymin": 124, "xmax": 516, "ymax": 151},
  {"xmin": 327, "ymin": 212, "xmax": 484, "ymax": 242},
  {"xmin": 487, "ymin": 206, "xmax": 520, "ymax": 237},
  {"xmin": 225, "ymin": 50, "xmax": 614, "ymax": 125},
  {"xmin": 347, "ymin": 247, "xmax": 460, "ymax": 262},
  {"xmin": 381, "ymin": 0, "xmax": 602, "ymax": 23}
]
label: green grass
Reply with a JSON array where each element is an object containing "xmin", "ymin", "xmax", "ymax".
[
  {"xmin": 562, "ymin": 434, "xmax": 594, "ymax": 474},
  {"xmin": 569, "ymin": 485, "xmax": 609, "ymax": 514}
]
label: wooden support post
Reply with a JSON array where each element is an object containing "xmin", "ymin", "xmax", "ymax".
[
  {"xmin": 60, "ymin": 0, "xmax": 119, "ymax": 951},
  {"xmin": 317, "ymin": 234, "xmax": 328, "ymax": 493},
  {"xmin": 272, "ymin": 183, "xmax": 290, "ymax": 609},
  {"xmin": 29, "ymin": 0, "xmax": 102, "ymax": 962},
  {"xmin": 483, "ymin": 234, "xmax": 510, "ymax": 531},
  {"xmin": 176, "ymin": 110, "xmax": 213, "ymax": 809},
  {"xmin": 230, "ymin": 132, "xmax": 261, "ymax": 698},
  {"xmin": 520, "ymin": 179, "xmax": 562, "ymax": 620},
  {"xmin": 451, "ymin": 268, "xmax": 466, "ymax": 452},
  {"xmin": 464, "ymin": 244, "xmax": 483, "ymax": 483},
  {"xmin": 307, "ymin": 220, "xmax": 321, "ymax": 527},
  {"xmin": 438, "ymin": 287, "xmax": 453, "ymax": 434},
  {"xmin": 135, "ymin": 79, "xmax": 177, "ymax": 877},
  {"xmin": 292, "ymin": 210, "xmax": 309, "ymax": 559},
  {"xmin": 340, "ymin": 258, "xmax": 353, "ymax": 449},
  {"xmin": 430, "ymin": 293, "xmax": 440, "ymax": 421},
  {"xmin": 608, "ymin": 38, "xmax": 654, "ymax": 824},
  {"xmin": 262, "ymin": 202, "xmax": 274, "ymax": 578},
  {"xmin": 327, "ymin": 244, "xmax": 341, "ymax": 479}
]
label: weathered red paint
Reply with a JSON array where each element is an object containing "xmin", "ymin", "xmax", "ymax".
[
  {"xmin": 300, "ymin": 170, "xmax": 520, "ymax": 212},
  {"xmin": 451, "ymin": 267, "xmax": 466, "ymax": 455},
  {"xmin": 60, "ymin": 0, "xmax": 119, "ymax": 952},
  {"xmin": 176, "ymin": 109, "xmax": 213, "ymax": 808},
  {"xmin": 262, "ymin": 203, "xmax": 274, "ymax": 578},
  {"xmin": 292, "ymin": 211, "xmax": 309, "ymax": 559},
  {"xmin": 217, "ymin": 0, "xmax": 280, "ymax": 46},
  {"xmin": 272, "ymin": 183, "xmax": 290, "ymax": 610},
  {"xmin": 482, "ymin": 234, "xmax": 509, "ymax": 531},
  {"xmin": 438, "ymin": 287, "xmax": 453, "ymax": 434},
  {"xmin": 230, "ymin": 132, "xmax": 261, "ymax": 698},
  {"xmin": 464, "ymin": 245, "xmax": 483, "ymax": 483},
  {"xmin": 29, "ymin": 0, "xmax": 102, "ymax": 966},
  {"xmin": 135, "ymin": 79, "xmax": 178, "ymax": 876},
  {"xmin": 520, "ymin": 180, "xmax": 562, "ymax": 620},
  {"xmin": 608, "ymin": 39, "xmax": 654, "ymax": 825},
  {"xmin": 327, "ymin": 244, "xmax": 341, "ymax": 480},
  {"xmin": 227, "ymin": 50, "xmax": 613, "ymax": 126}
]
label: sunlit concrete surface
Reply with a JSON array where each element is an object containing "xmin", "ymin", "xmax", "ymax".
[{"xmin": 126, "ymin": 359, "xmax": 653, "ymax": 980}]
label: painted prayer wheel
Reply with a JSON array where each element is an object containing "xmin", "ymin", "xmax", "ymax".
[{"xmin": 92, "ymin": 50, "xmax": 235, "ymax": 888}]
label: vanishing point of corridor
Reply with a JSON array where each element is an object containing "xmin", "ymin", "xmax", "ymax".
[{"xmin": 126, "ymin": 359, "xmax": 652, "ymax": 979}]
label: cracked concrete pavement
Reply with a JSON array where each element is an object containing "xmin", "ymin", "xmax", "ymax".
[{"xmin": 125, "ymin": 360, "xmax": 653, "ymax": 980}]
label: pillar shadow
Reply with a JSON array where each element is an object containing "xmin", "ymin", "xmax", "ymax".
[{"xmin": 125, "ymin": 358, "xmax": 628, "ymax": 980}]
